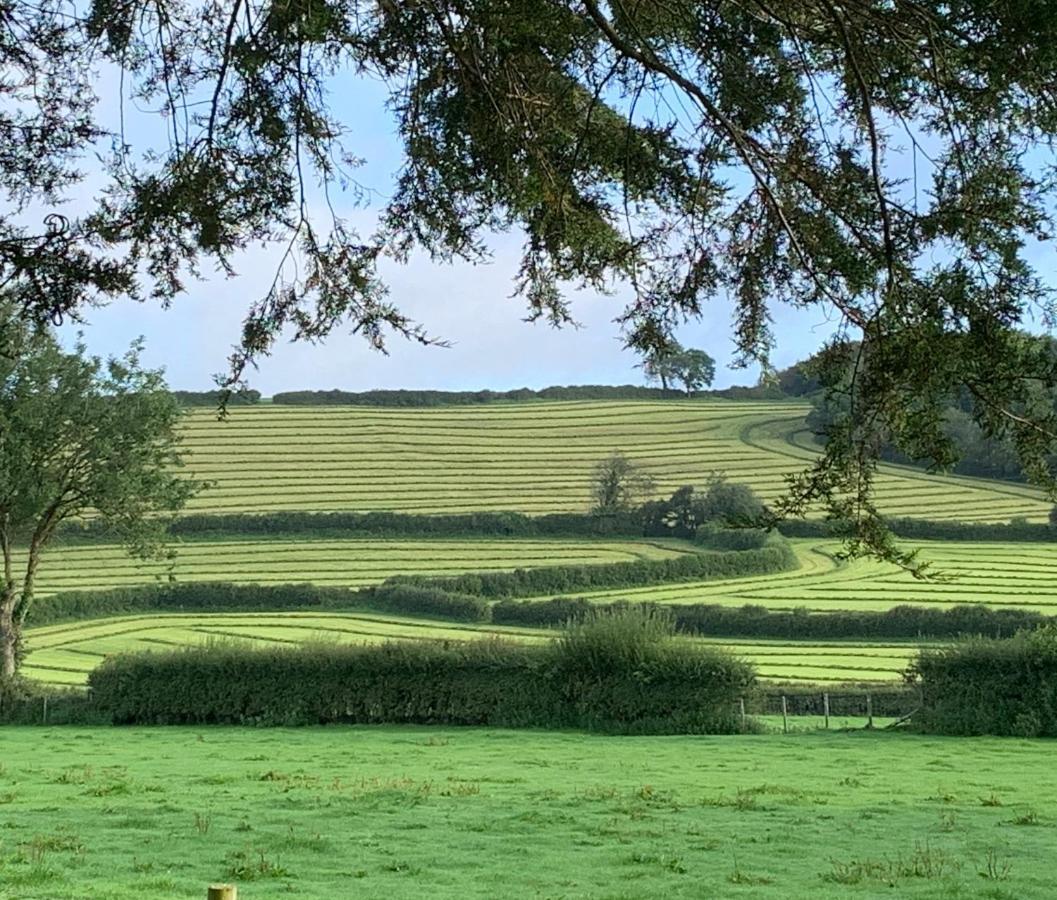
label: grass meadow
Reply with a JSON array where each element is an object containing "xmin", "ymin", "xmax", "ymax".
[{"xmin": 0, "ymin": 727, "xmax": 1052, "ymax": 898}]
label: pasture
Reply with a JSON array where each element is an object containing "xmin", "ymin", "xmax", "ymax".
[
  {"xmin": 28, "ymin": 536, "xmax": 691, "ymax": 597},
  {"xmin": 20, "ymin": 611, "xmax": 922, "ymax": 686},
  {"xmin": 0, "ymin": 726, "xmax": 1053, "ymax": 898},
  {"xmin": 179, "ymin": 401, "xmax": 1051, "ymax": 521},
  {"xmin": 565, "ymin": 539, "xmax": 1057, "ymax": 613}
]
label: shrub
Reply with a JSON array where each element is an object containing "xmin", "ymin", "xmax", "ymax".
[
  {"xmin": 361, "ymin": 584, "xmax": 491, "ymax": 622},
  {"xmin": 910, "ymin": 627, "xmax": 1057, "ymax": 736},
  {"xmin": 88, "ymin": 612, "xmax": 755, "ymax": 734}
]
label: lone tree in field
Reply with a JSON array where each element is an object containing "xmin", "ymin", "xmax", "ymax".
[
  {"xmin": 671, "ymin": 349, "xmax": 716, "ymax": 397},
  {"xmin": 0, "ymin": 314, "xmax": 197, "ymax": 677},
  {"xmin": 6, "ymin": 2, "xmax": 1057, "ymax": 558},
  {"xmin": 591, "ymin": 453, "xmax": 655, "ymax": 517}
]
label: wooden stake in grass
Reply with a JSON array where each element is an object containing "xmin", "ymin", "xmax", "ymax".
[
  {"xmin": 739, "ymin": 697, "xmax": 746, "ymax": 728},
  {"xmin": 823, "ymin": 692, "xmax": 830, "ymax": 730},
  {"xmin": 781, "ymin": 695, "xmax": 788, "ymax": 734},
  {"xmin": 207, "ymin": 885, "xmax": 237, "ymax": 900},
  {"xmin": 866, "ymin": 694, "xmax": 874, "ymax": 729}
]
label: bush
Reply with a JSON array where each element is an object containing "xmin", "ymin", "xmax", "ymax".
[
  {"xmin": 493, "ymin": 599, "xmax": 1048, "ymax": 641},
  {"xmin": 88, "ymin": 610, "xmax": 755, "ymax": 733},
  {"xmin": 361, "ymin": 584, "xmax": 491, "ymax": 622},
  {"xmin": 385, "ymin": 538, "xmax": 798, "ymax": 599},
  {"xmin": 910, "ymin": 627, "xmax": 1057, "ymax": 736}
]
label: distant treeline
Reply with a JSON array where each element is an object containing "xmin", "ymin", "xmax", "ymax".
[
  {"xmin": 266, "ymin": 385, "xmax": 791, "ymax": 405},
  {"xmin": 53, "ymin": 509, "xmax": 1057, "ymax": 545},
  {"xmin": 171, "ymin": 389, "xmax": 262, "ymax": 406}
]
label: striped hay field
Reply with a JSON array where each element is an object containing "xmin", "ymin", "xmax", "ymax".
[
  {"xmin": 22, "ymin": 611, "xmax": 921, "ymax": 687},
  {"xmin": 552, "ymin": 540, "xmax": 1057, "ymax": 613},
  {"xmin": 28, "ymin": 537, "xmax": 692, "ymax": 598},
  {"xmin": 179, "ymin": 400, "xmax": 1051, "ymax": 521}
]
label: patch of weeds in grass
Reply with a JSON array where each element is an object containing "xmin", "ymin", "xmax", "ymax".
[
  {"xmin": 703, "ymin": 789, "xmax": 764, "ymax": 812},
  {"xmin": 837, "ymin": 776, "xmax": 863, "ymax": 788},
  {"xmin": 626, "ymin": 852, "xmax": 688, "ymax": 875},
  {"xmin": 925, "ymin": 789, "xmax": 957, "ymax": 804},
  {"xmin": 193, "ymin": 812, "xmax": 211, "ymax": 835},
  {"xmin": 0, "ymin": 791, "xmax": 17, "ymax": 805},
  {"xmin": 224, "ymin": 848, "xmax": 291, "ymax": 881},
  {"xmin": 937, "ymin": 812, "xmax": 958, "ymax": 833},
  {"xmin": 439, "ymin": 779, "xmax": 480, "ymax": 797},
  {"xmin": 281, "ymin": 826, "xmax": 329, "ymax": 853},
  {"xmin": 979, "ymin": 847, "xmax": 1013, "ymax": 881},
  {"xmin": 415, "ymin": 736, "xmax": 450, "ymax": 746},
  {"xmin": 234, "ymin": 819, "xmax": 253, "ymax": 833},
  {"xmin": 18, "ymin": 831, "xmax": 86, "ymax": 863},
  {"xmin": 980, "ymin": 793, "xmax": 1003, "ymax": 807},
  {"xmin": 824, "ymin": 842, "xmax": 957, "ymax": 885},
  {"xmin": 53, "ymin": 766, "xmax": 93, "ymax": 785},
  {"xmin": 728, "ymin": 855, "xmax": 772, "ymax": 886},
  {"xmin": 1006, "ymin": 809, "xmax": 1043, "ymax": 827},
  {"xmin": 381, "ymin": 860, "xmax": 422, "ymax": 876},
  {"xmin": 579, "ymin": 785, "xmax": 618, "ymax": 802}
]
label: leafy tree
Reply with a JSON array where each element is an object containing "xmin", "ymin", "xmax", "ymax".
[
  {"xmin": 6, "ymin": 2, "xmax": 1057, "ymax": 556},
  {"xmin": 699, "ymin": 478, "xmax": 767, "ymax": 527},
  {"xmin": 671, "ymin": 348, "xmax": 716, "ymax": 397},
  {"xmin": 0, "ymin": 313, "xmax": 199, "ymax": 677},
  {"xmin": 639, "ymin": 341, "xmax": 683, "ymax": 391},
  {"xmin": 591, "ymin": 453, "xmax": 655, "ymax": 516}
]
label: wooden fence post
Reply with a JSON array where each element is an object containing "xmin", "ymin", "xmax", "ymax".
[
  {"xmin": 739, "ymin": 697, "xmax": 746, "ymax": 728},
  {"xmin": 781, "ymin": 695, "xmax": 788, "ymax": 734},
  {"xmin": 207, "ymin": 885, "xmax": 237, "ymax": 900},
  {"xmin": 866, "ymin": 693, "xmax": 874, "ymax": 729},
  {"xmin": 42, "ymin": 695, "xmax": 47, "ymax": 725},
  {"xmin": 823, "ymin": 692, "xmax": 830, "ymax": 730}
]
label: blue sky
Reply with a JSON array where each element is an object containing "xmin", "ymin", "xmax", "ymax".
[{"xmin": 69, "ymin": 72, "xmax": 842, "ymax": 394}]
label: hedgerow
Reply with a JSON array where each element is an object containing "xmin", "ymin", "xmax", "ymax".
[
  {"xmin": 88, "ymin": 608, "xmax": 755, "ymax": 733},
  {"xmin": 383, "ymin": 539, "xmax": 798, "ymax": 599},
  {"xmin": 910, "ymin": 628, "xmax": 1057, "ymax": 736},
  {"xmin": 492, "ymin": 599, "xmax": 1048, "ymax": 640}
]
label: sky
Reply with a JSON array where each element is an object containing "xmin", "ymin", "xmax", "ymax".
[{"xmin": 65, "ymin": 72, "xmax": 844, "ymax": 395}]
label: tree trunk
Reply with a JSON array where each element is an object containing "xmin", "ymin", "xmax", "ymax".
[
  {"xmin": 0, "ymin": 604, "xmax": 16, "ymax": 679},
  {"xmin": 660, "ymin": 373, "xmax": 669, "ymax": 391}
]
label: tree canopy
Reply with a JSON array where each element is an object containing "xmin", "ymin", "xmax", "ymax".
[
  {"xmin": 4, "ymin": 1, "xmax": 1057, "ymax": 557},
  {"xmin": 0, "ymin": 311, "xmax": 198, "ymax": 676}
]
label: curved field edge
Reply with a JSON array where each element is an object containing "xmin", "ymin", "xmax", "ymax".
[
  {"xmin": 20, "ymin": 610, "xmax": 926, "ymax": 687},
  {"xmin": 176, "ymin": 400, "xmax": 1052, "ymax": 521}
]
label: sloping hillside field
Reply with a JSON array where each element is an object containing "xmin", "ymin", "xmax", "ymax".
[
  {"xmin": 21, "ymin": 399, "xmax": 1057, "ymax": 689},
  {"xmin": 180, "ymin": 401, "xmax": 1051, "ymax": 521}
]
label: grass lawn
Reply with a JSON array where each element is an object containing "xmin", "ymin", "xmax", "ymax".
[{"xmin": 0, "ymin": 726, "xmax": 1051, "ymax": 898}]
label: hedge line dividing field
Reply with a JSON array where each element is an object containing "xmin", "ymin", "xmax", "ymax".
[{"xmin": 85, "ymin": 609, "xmax": 755, "ymax": 732}]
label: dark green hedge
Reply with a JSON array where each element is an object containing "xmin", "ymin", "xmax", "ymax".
[
  {"xmin": 56, "ymin": 510, "xmax": 645, "ymax": 542},
  {"xmin": 910, "ymin": 628, "xmax": 1057, "ymax": 736},
  {"xmin": 493, "ymin": 599, "xmax": 1047, "ymax": 640},
  {"xmin": 172, "ymin": 389, "xmax": 261, "ymax": 406},
  {"xmin": 384, "ymin": 540, "xmax": 797, "ymax": 599},
  {"xmin": 778, "ymin": 516, "xmax": 1056, "ymax": 543},
  {"xmin": 88, "ymin": 626, "xmax": 755, "ymax": 733},
  {"xmin": 270, "ymin": 386, "xmax": 687, "ymax": 406}
]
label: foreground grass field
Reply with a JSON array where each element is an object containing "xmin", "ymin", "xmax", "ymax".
[
  {"xmin": 0, "ymin": 727, "xmax": 1052, "ymax": 898},
  {"xmin": 21, "ymin": 611, "xmax": 924, "ymax": 686},
  {"xmin": 180, "ymin": 401, "xmax": 1051, "ymax": 521}
]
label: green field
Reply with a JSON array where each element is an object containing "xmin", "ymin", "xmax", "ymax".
[
  {"xmin": 180, "ymin": 401, "xmax": 1051, "ymax": 521},
  {"xmin": 0, "ymin": 726, "xmax": 1053, "ymax": 898},
  {"xmin": 21, "ymin": 611, "xmax": 923, "ymax": 686},
  {"xmin": 28, "ymin": 536, "xmax": 691, "ymax": 597},
  {"xmin": 562, "ymin": 539, "xmax": 1057, "ymax": 612}
]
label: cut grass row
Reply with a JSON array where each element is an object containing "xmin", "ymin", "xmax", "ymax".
[
  {"xmin": 26, "ymin": 537, "xmax": 693, "ymax": 598},
  {"xmin": 1, "ymin": 727, "xmax": 1054, "ymax": 898},
  {"xmin": 33, "ymin": 536, "xmax": 1057, "ymax": 613},
  {"xmin": 21, "ymin": 611, "xmax": 923, "ymax": 687},
  {"xmin": 176, "ymin": 400, "xmax": 1052, "ymax": 521}
]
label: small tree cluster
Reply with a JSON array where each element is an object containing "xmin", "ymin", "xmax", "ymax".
[{"xmin": 640, "ymin": 342, "xmax": 716, "ymax": 396}]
